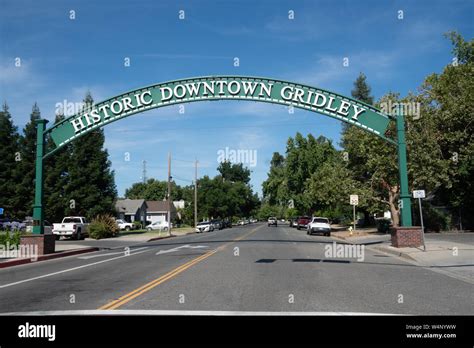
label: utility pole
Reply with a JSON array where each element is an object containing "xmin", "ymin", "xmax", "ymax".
[
  {"xmin": 194, "ymin": 159, "xmax": 198, "ymax": 228},
  {"xmin": 142, "ymin": 160, "xmax": 147, "ymax": 183},
  {"xmin": 167, "ymin": 152, "xmax": 172, "ymax": 236}
]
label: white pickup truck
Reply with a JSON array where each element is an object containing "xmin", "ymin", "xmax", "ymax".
[
  {"xmin": 53, "ymin": 216, "xmax": 89, "ymax": 240},
  {"xmin": 307, "ymin": 217, "xmax": 331, "ymax": 236}
]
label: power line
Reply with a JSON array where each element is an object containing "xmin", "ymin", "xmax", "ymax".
[{"xmin": 172, "ymin": 175, "xmax": 193, "ymax": 183}]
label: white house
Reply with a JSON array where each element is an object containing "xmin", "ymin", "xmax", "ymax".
[{"xmin": 146, "ymin": 200, "xmax": 177, "ymax": 224}]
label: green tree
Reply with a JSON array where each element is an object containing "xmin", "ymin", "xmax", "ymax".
[
  {"xmin": 12, "ymin": 103, "xmax": 41, "ymax": 219},
  {"xmin": 257, "ymin": 203, "xmax": 280, "ymax": 220},
  {"xmin": 217, "ymin": 161, "xmax": 251, "ymax": 184},
  {"xmin": 0, "ymin": 102, "xmax": 20, "ymax": 219},
  {"xmin": 262, "ymin": 152, "xmax": 287, "ymax": 205},
  {"xmin": 418, "ymin": 32, "xmax": 474, "ymax": 228},
  {"xmin": 351, "ymin": 72, "xmax": 374, "ymax": 104},
  {"xmin": 64, "ymin": 93, "xmax": 117, "ymax": 220},
  {"xmin": 284, "ymin": 133, "xmax": 337, "ymax": 214},
  {"xmin": 125, "ymin": 178, "xmax": 183, "ymax": 201},
  {"xmin": 262, "ymin": 134, "xmax": 339, "ymax": 216}
]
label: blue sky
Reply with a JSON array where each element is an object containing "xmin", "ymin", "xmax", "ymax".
[{"xmin": 1, "ymin": 0, "xmax": 473, "ymax": 197}]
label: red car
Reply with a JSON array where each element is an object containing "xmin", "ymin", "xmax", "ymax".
[{"xmin": 297, "ymin": 216, "xmax": 311, "ymax": 230}]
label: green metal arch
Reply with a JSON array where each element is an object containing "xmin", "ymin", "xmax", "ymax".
[{"xmin": 44, "ymin": 76, "xmax": 395, "ymax": 158}]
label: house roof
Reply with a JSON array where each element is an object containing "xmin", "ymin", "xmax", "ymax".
[
  {"xmin": 146, "ymin": 200, "xmax": 177, "ymax": 213},
  {"xmin": 115, "ymin": 199, "xmax": 146, "ymax": 214}
]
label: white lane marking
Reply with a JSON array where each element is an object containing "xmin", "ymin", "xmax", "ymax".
[
  {"xmin": 156, "ymin": 244, "xmax": 208, "ymax": 255},
  {"xmin": 0, "ymin": 309, "xmax": 401, "ymax": 316},
  {"xmin": 0, "ymin": 248, "xmax": 151, "ymax": 289},
  {"xmin": 78, "ymin": 247, "xmax": 148, "ymax": 259}
]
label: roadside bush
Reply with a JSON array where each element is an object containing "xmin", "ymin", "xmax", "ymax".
[
  {"xmin": 376, "ymin": 218, "xmax": 391, "ymax": 233},
  {"xmin": 132, "ymin": 220, "xmax": 142, "ymax": 230},
  {"xmin": 0, "ymin": 230, "xmax": 22, "ymax": 247},
  {"xmin": 415, "ymin": 204, "xmax": 452, "ymax": 232},
  {"xmin": 314, "ymin": 207, "xmax": 351, "ymax": 224},
  {"xmin": 89, "ymin": 215, "xmax": 119, "ymax": 240}
]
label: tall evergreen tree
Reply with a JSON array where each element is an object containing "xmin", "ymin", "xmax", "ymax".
[
  {"xmin": 13, "ymin": 103, "xmax": 41, "ymax": 219},
  {"xmin": 64, "ymin": 92, "xmax": 117, "ymax": 220},
  {"xmin": 0, "ymin": 102, "xmax": 20, "ymax": 219},
  {"xmin": 351, "ymin": 72, "xmax": 374, "ymax": 104}
]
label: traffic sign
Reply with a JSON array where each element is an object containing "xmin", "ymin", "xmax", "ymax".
[
  {"xmin": 0, "ymin": 208, "xmax": 3, "ymax": 215},
  {"xmin": 350, "ymin": 195, "xmax": 359, "ymax": 205},
  {"xmin": 413, "ymin": 190, "xmax": 425, "ymax": 199}
]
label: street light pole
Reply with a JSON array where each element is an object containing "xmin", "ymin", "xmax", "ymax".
[
  {"xmin": 167, "ymin": 152, "xmax": 172, "ymax": 236},
  {"xmin": 396, "ymin": 106, "xmax": 413, "ymax": 226},
  {"xmin": 194, "ymin": 159, "xmax": 198, "ymax": 229},
  {"xmin": 32, "ymin": 119, "xmax": 48, "ymax": 234}
]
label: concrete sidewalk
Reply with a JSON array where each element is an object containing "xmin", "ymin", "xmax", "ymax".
[
  {"xmin": 372, "ymin": 239, "xmax": 474, "ymax": 266},
  {"xmin": 332, "ymin": 232, "xmax": 390, "ymax": 245},
  {"xmin": 371, "ymin": 239, "xmax": 474, "ymax": 284},
  {"xmin": 332, "ymin": 228, "xmax": 474, "ymax": 284}
]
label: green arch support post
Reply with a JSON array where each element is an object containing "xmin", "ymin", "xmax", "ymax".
[{"xmin": 31, "ymin": 76, "xmax": 412, "ymax": 233}]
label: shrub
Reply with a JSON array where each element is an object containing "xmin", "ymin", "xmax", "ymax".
[
  {"xmin": 0, "ymin": 230, "xmax": 22, "ymax": 247},
  {"xmin": 89, "ymin": 215, "xmax": 119, "ymax": 240},
  {"xmin": 132, "ymin": 220, "xmax": 142, "ymax": 230},
  {"xmin": 419, "ymin": 205, "xmax": 452, "ymax": 232},
  {"xmin": 376, "ymin": 218, "xmax": 392, "ymax": 233},
  {"xmin": 314, "ymin": 207, "xmax": 351, "ymax": 224}
]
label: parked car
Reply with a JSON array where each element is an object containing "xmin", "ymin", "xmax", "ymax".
[
  {"xmin": 222, "ymin": 219, "xmax": 232, "ymax": 228},
  {"xmin": 307, "ymin": 217, "xmax": 331, "ymax": 236},
  {"xmin": 296, "ymin": 216, "xmax": 311, "ymax": 230},
  {"xmin": 196, "ymin": 221, "xmax": 214, "ymax": 233},
  {"xmin": 237, "ymin": 220, "xmax": 245, "ymax": 226},
  {"xmin": 116, "ymin": 219, "xmax": 134, "ymax": 231},
  {"xmin": 211, "ymin": 219, "xmax": 223, "ymax": 230},
  {"xmin": 267, "ymin": 217, "xmax": 277, "ymax": 227},
  {"xmin": 291, "ymin": 217, "xmax": 300, "ymax": 228},
  {"xmin": 147, "ymin": 220, "xmax": 170, "ymax": 232},
  {"xmin": 53, "ymin": 216, "xmax": 89, "ymax": 240}
]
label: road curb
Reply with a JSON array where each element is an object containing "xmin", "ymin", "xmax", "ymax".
[
  {"xmin": 147, "ymin": 235, "xmax": 175, "ymax": 242},
  {"xmin": 369, "ymin": 244, "xmax": 418, "ymax": 262},
  {"xmin": 0, "ymin": 247, "xmax": 99, "ymax": 269},
  {"xmin": 332, "ymin": 236, "xmax": 348, "ymax": 243}
]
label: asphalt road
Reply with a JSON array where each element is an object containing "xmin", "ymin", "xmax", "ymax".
[{"xmin": 0, "ymin": 223, "xmax": 472, "ymax": 314}]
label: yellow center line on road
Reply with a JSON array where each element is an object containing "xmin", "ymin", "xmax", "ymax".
[{"xmin": 98, "ymin": 224, "xmax": 264, "ymax": 310}]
